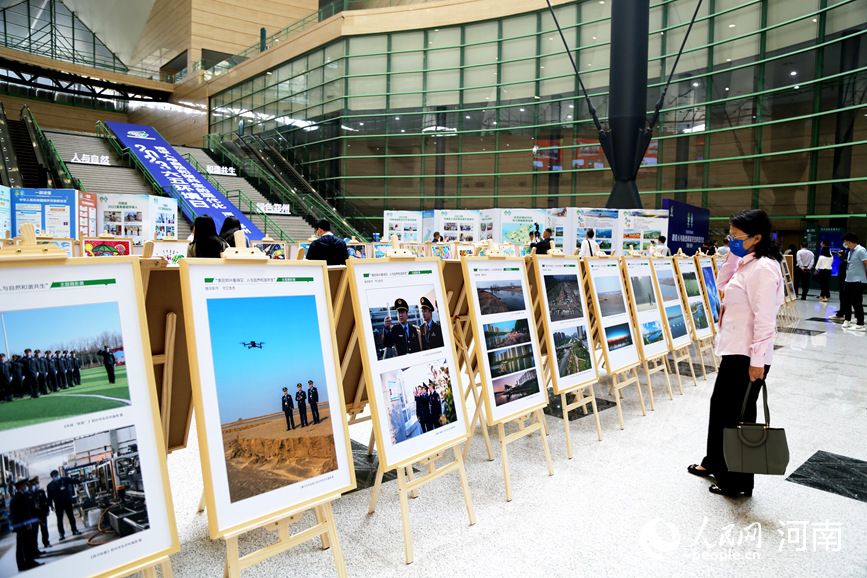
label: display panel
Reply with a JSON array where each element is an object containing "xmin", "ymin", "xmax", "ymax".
[
  {"xmin": 652, "ymin": 257, "xmax": 693, "ymax": 350},
  {"xmin": 623, "ymin": 257, "xmax": 670, "ymax": 359},
  {"xmin": 250, "ymin": 240, "xmax": 287, "ymax": 260},
  {"xmin": 675, "ymin": 258, "xmax": 713, "ymax": 340},
  {"xmin": 586, "ymin": 258, "xmax": 640, "ymax": 373},
  {"xmin": 697, "ymin": 257, "xmax": 721, "ymax": 329}
]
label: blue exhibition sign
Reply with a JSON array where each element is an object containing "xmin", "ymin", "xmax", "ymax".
[
  {"xmin": 10, "ymin": 188, "xmax": 77, "ymax": 238},
  {"xmin": 662, "ymin": 198, "xmax": 709, "ymax": 255},
  {"xmin": 105, "ymin": 121, "xmax": 261, "ymax": 238}
]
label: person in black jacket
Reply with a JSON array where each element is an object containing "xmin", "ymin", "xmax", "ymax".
[
  {"xmin": 70, "ymin": 351, "xmax": 81, "ymax": 385},
  {"xmin": 31, "ymin": 478, "xmax": 51, "ymax": 549},
  {"xmin": 0, "ymin": 353, "xmax": 11, "ymax": 402},
  {"xmin": 22, "ymin": 349, "xmax": 39, "ymax": 399},
  {"xmin": 295, "ymin": 383, "xmax": 308, "ymax": 427},
  {"xmin": 534, "ymin": 228, "xmax": 553, "ymax": 255},
  {"xmin": 44, "ymin": 350, "xmax": 58, "ymax": 393},
  {"xmin": 54, "ymin": 350, "xmax": 67, "ymax": 389},
  {"xmin": 307, "ymin": 380, "xmax": 320, "ymax": 424},
  {"xmin": 281, "ymin": 387, "xmax": 295, "ymax": 430},
  {"xmin": 11, "ymin": 355, "xmax": 24, "ymax": 397},
  {"xmin": 383, "ymin": 299, "xmax": 421, "ymax": 356},
  {"xmin": 305, "ymin": 219, "xmax": 349, "ymax": 266},
  {"xmin": 97, "ymin": 345, "xmax": 116, "ymax": 384},
  {"xmin": 414, "ymin": 386, "xmax": 430, "ymax": 433},
  {"xmin": 218, "ymin": 215, "xmax": 248, "ymax": 248},
  {"xmin": 46, "ymin": 470, "xmax": 81, "ymax": 539},
  {"xmin": 10, "ymin": 480, "xmax": 41, "ymax": 570},
  {"xmin": 419, "ymin": 297, "xmax": 444, "ymax": 350},
  {"xmin": 63, "ymin": 351, "xmax": 74, "ymax": 387},
  {"xmin": 428, "ymin": 384, "xmax": 443, "ymax": 429}
]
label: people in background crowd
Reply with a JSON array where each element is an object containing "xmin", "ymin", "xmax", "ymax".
[
  {"xmin": 578, "ymin": 229, "xmax": 599, "ymax": 257},
  {"xmin": 187, "ymin": 215, "xmax": 228, "ymax": 258},
  {"xmin": 656, "ymin": 235, "xmax": 671, "ymax": 256},
  {"xmin": 795, "ymin": 241, "xmax": 815, "ymax": 300},
  {"xmin": 838, "ymin": 232, "xmax": 866, "ymax": 330},
  {"xmin": 717, "ymin": 237, "xmax": 730, "ymax": 256},
  {"xmin": 432, "ymin": 231, "xmax": 441, "ymax": 243},
  {"xmin": 688, "ymin": 209, "xmax": 783, "ymax": 498},
  {"xmin": 219, "ymin": 215, "xmax": 248, "ymax": 247},
  {"xmin": 534, "ymin": 228, "xmax": 553, "ymax": 255},
  {"xmin": 305, "ymin": 219, "xmax": 349, "ymax": 266},
  {"xmin": 814, "ymin": 244, "xmax": 833, "ymax": 302}
]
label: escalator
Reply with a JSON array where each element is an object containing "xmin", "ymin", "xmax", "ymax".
[
  {"xmin": 0, "ymin": 102, "xmax": 24, "ymax": 187},
  {"xmin": 7, "ymin": 118, "xmax": 50, "ymax": 188}
]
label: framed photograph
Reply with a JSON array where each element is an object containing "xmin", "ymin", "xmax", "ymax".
[
  {"xmin": 535, "ymin": 256, "xmax": 597, "ymax": 394},
  {"xmin": 586, "ymin": 258, "xmax": 640, "ymax": 373},
  {"xmin": 401, "ymin": 243, "xmax": 427, "ymax": 257},
  {"xmin": 462, "ymin": 257, "xmax": 548, "ymax": 425},
  {"xmin": 651, "ymin": 257, "xmax": 693, "ymax": 350},
  {"xmin": 80, "ymin": 237, "xmax": 133, "ymax": 257},
  {"xmin": 697, "ymin": 257, "xmax": 721, "ymax": 329},
  {"xmin": 251, "ymin": 240, "xmax": 287, "ymax": 260},
  {"xmin": 372, "ymin": 242, "xmax": 392, "ymax": 259},
  {"xmin": 30, "ymin": 237, "xmax": 75, "ymax": 257},
  {"xmin": 429, "ymin": 243, "xmax": 454, "ymax": 260},
  {"xmin": 179, "ymin": 260, "xmax": 355, "ymax": 538},
  {"xmin": 347, "ymin": 258, "xmax": 469, "ymax": 470},
  {"xmin": 674, "ymin": 257, "xmax": 713, "ymax": 340},
  {"xmin": 346, "ymin": 243, "xmax": 369, "ymax": 259},
  {"xmin": 144, "ymin": 239, "xmax": 190, "ymax": 265},
  {"xmin": 0, "ymin": 257, "xmax": 178, "ymax": 577},
  {"xmin": 455, "ymin": 244, "xmax": 475, "ymax": 257},
  {"xmin": 713, "ymin": 254, "xmax": 726, "ymax": 275},
  {"xmin": 622, "ymin": 257, "xmax": 670, "ymax": 359}
]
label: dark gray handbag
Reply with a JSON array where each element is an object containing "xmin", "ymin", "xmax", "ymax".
[{"xmin": 723, "ymin": 380, "xmax": 789, "ymax": 475}]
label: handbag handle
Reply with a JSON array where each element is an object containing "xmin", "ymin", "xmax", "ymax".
[{"xmin": 739, "ymin": 378, "xmax": 771, "ymax": 426}]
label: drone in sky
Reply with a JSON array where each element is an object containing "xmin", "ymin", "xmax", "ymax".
[{"xmin": 241, "ymin": 341, "xmax": 265, "ymax": 349}]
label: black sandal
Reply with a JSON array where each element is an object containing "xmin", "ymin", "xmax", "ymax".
[
  {"xmin": 687, "ymin": 464, "xmax": 712, "ymax": 477},
  {"xmin": 709, "ymin": 484, "xmax": 752, "ymax": 497}
]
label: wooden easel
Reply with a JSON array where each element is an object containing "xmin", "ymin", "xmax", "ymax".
[
  {"xmin": 1, "ymin": 225, "xmax": 177, "ymax": 578},
  {"xmin": 152, "ymin": 312, "xmax": 177, "ymax": 448},
  {"xmin": 197, "ymin": 232, "xmax": 349, "ymax": 577},
  {"xmin": 581, "ymin": 257, "xmax": 646, "ymax": 429},
  {"xmin": 672, "ymin": 253, "xmax": 716, "ymax": 382},
  {"xmin": 360, "ymin": 236, "xmax": 476, "ymax": 563},
  {"xmin": 461, "ymin": 244, "xmax": 554, "ymax": 500},
  {"xmin": 666, "ymin": 343, "xmax": 698, "ymax": 393}
]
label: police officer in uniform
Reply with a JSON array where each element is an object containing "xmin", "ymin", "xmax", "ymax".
[
  {"xmin": 11, "ymin": 354, "xmax": 25, "ymax": 397},
  {"xmin": 22, "ymin": 349, "xmax": 39, "ymax": 399},
  {"xmin": 415, "ymin": 386, "xmax": 430, "ymax": 434},
  {"xmin": 0, "ymin": 353, "xmax": 12, "ymax": 402},
  {"xmin": 70, "ymin": 351, "xmax": 81, "ymax": 385},
  {"xmin": 34, "ymin": 350, "xmax": 47, "ymax": 395},
  {"xmin": 281, "ymin": 387, "xmax": 295, "ymax": 430},
  {"xmin": 46, "ymin": 470, "xmax": 81, "ymax": 539},
  {"xmin": 428, "ymin": 383, "xmax": 443, "ymax": 429},
  {"xmin": 295, "ymin": 383, "xmax": 308, "ymax": 427},
  {"xmin": 383, "ymin": 298, "xmax": 421, "ymax": 356},
  {"xmin": 32, "ymin": 478, "xmax": 51, "ymax": 549},
  {"xmin": 53, "ymin": 350, "xmax": 66, "ymax": 389},
  {"xmin": 10, "ymin": 480, "xmax": 41, "ymax": 570},
  {"xmin": 44, "ymin": 350, "xmax": 58, "ymax": 393},
  {"xmin": 307, "ymin": 380, "xmax": 320, "ymax": 424},
  {"xmin": 97, "ymin": 345, "xmax": 116, "ymax": 384},
  {"xmin": 63, "ymin": 351, "xmax": 75, "ymax": 387},
  {"xmin": 419, "ymin": 297, "xmax": 444, "ymax": 350}
]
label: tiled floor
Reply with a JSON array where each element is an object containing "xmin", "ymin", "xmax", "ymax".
[{"xmin": 164, "ymin": 294, "xmax": 867, "ymax": 577}]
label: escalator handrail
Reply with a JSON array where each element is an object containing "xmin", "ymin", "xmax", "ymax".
[
  {"xmin": 0, "ymin": 101, "xmax": 24, "ymax": 188},
  {"xmin": 20, "ymin": 105, "xmax": 83, "ymax": 191}
]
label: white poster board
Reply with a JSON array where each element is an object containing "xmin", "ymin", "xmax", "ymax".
[
  {"xmin": 383, "ymin": 210, "xmax": 423, "ymax": 242},
  {"xmin": 676, "ymin": 257, "xmax": 713, "ymax": 340},
  {"xmin": 575, "ymin": 208, "xmax": 620, "ymax": 255},
  {"xmin": 149, "ymin": 196, "xmax": 179, "ymax": 241},
  {"xmin": 536, "ymin": 256, "xmax": 597, "ymax": 392},
  {"xmin": 463, "ymin": 257, "xmax": 548, "ymax": 424},
  {"xmin": 586, "ymin": 258, "xmax": 640, "ymax": 373},
  {"xmin": 97, "ymin": 194, "xmax": 150, "ymax": 246},
  {"xmin": 545, "ymin": 208, "xmax": 570, "ymax": 249},
  {"xmin": 479, "ymin": 209, "xmax": 500, "ymax": 242},
  {"xmin": 620, "ymin": 209, "xmax": 669, "ymax": 255},
  {"xmin": 697, "ymin": 256, "xmax": 721, "ymax": 330},
  {"xmin": 652, "ymin": 257, "xmax": 693, "ymax": 350},
  {"xmin": 433, "ymin": 210, "xmax": 480, "ymax": 243},
  {"xmin": 0, "ymin": 185, "xmax": 11, "ymax": 238},
  {"xmin": 623, "ymin": 257, "xmax": 670, "ymax": 359}
]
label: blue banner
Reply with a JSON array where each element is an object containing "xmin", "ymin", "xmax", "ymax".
[
  {"xmin": 105, "ymin": 121, "xmax": 261, "ymax": 238},
  {"xmin": 10, "ymin": 188, "xmax": 77, "ymax": 238},
  {"xmin": 662, "ymin": 198, "xmax": 709, "ymax": 255}
]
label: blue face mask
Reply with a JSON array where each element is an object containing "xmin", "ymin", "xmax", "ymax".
[{"xmin": 729, "ymin": 237, "xmax": 752, "ymax": 257}]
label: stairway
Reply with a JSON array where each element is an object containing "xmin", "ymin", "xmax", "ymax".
[
  {"xmin": 6, "ymin": 118, "xmax": 47, "ymax": 188},
  {"xmin": 44, "ymin": 130, "xmax": 124, "ymax": 167},
  {"xmin": 175, "ymin": 145, "xmax": 315, "ymax": 242}
]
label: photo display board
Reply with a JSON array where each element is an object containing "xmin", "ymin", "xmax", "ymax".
[
  {"xmin": 535, "ymin": 256, "xmax": 598, "ymax": 393},
  {"xmin": 35, "ymin": 237, "xmax": 75, "ymax": 257},
  {"xmin": 586, "ymin": 258, "xmax": 640, "ymax": 373},
  {"xmin": 180, "ymin": 260, "xmax": 355, "ymax": 538},
  {"xmin": 147, "ymin": 239, "xmax": 189, "ymax": 265},
  {"xmin": 251, "ymin": 240, "xmax": 287, "ymax": 260},
  {"xmin": 623, "ymin": 257, "xmax": 670, "ymax": 359},
  {"xmin": 401, "ymin": 243, "xmax": 427, "ymax": 258},
  {"xmin": 371, "ymin": 242, "xmax": 392, "ymax": 259},
  {"xmin": 463, "ymin": 257, "xmax": 548, "ymax": 424},
  {"xmin": 0, "ymin": 257, "xmax": 178, "ymax": 577},
  {"xmin": 675, "ymin": 257, "xmax": 713, "ymax": 340},
  {"xmin": 576, "ymin": 208, "xmax": 619, "ymax": 255},
  {"xmin": 346, "ymin": 242, "xmax": 369, "ymax": 259},
  {"xmin": 430, "ymin": 243, "xmax": 455, "ymax": 260},
  {"xmin": 697, "ymin": 256, "xmax": 721, "ymax": 330},
  {"xmin": 652, "ymin": 258, "xmax": 693, "ymax": 350},
  {"xmin": 80, "ymin": 237, "xmax": 133, "ymax": 257},
  {"xmin": 347, "ymin": 259, "xmax": 469, "ymax": 470}
]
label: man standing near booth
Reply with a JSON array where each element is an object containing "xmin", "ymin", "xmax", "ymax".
[{"xmin": 840, "ymin": 232, "xmax": 867, "ymax": 330}]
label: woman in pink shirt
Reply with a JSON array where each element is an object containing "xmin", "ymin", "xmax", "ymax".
[{"xmin": 688, "ymin": 209, "xmax": 784, "ymax": 497}]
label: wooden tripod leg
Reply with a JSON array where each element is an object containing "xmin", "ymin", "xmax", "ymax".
[
  {"xmin": 454, "ymin": 447, "xmax": 476, "ymax": 526},
  {"xmin": 561, "ymin": 392, "xmax": 574, "ymax": 459},
  {"xmin": 367, "ymin": 428, "xmax": 376, "ymax": 457},
  {"xmin": 368, "ymin": 464, "xmax": 385, "ymax": 515},
  {"xmin": 612, "ymin": 373, "xmax": 625, "ymax": 430},
  {"xmin": 462, "ymin": 382, "xmax": 493, "ymax": 462},
  {"xmin": 498, "ymin": 423, "xmax": 512, "ymax": 502},
  {"xmin": 662, "ymin": 357, "xmax": 674, "ymax": 400},
  {"xmin": 537, "ymin": 409, "xmax": 554, "ymax": 477},
  {"xmin": 633, "ymin": 367, "xmax": 647, "ymax": 416},
  {"xmin": 642, "ymin": 360, "xmax": 655, "ymax": 411},
  {"xmin": 323, "ymin": 501, "xmax": 348, "ymax": 578},
  {"xmin": 406, "ymin": 466, "xmax": 419, "ymax": 499},
  {"xmin": 223, "ymin": 536, "xmax": 240, "ymax": 578},
  {"xmin": 589, "ymin": 384, "xmax": 602, "ymax": 441},
  {"xmin": 313, "ymin": 505, "xmax": 330, "ymax": 550},
  {"xmin": 397, "ymin": 467, "xmax": 414, "ymax": 565},
  {"xmin": 159, "ymin": 558, "xmax": 174, "ymax": 578},
  {"xmin": 666, "ymin": 354, "xmax": 684, "ymax": 395},
  {"xmin": 197, "ymin": 491, "xmax": 206, "ymax": 513},
  {"xmin": 694, "ymin": 342, "xmax": 708, "ymax": 381}
]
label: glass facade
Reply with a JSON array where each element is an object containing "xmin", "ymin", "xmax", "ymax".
[{"xmin": 209, "ymin": 0, "xmax": 867, "ymax": 234}]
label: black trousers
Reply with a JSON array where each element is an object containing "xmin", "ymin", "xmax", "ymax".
[
  {"xmin": 15, "ymin": 528, "xmax": 35, "ymax": 570},
  {"xmin": 701, "ymin": 355, "xmax": 769, "ymax": 491},
  {"xmin": 105, "ymin": 365, "xmax": 116, "ymax": 384},
  {"xmin": 841, "ymin": 281, "xmax": 864, "ymax": 325},
  {"xmin": 310, "ymin": 402, "xmax": 320, "ymax": 424},
  {"xmin": 298, "ymin": 405, "xmax": 308, "ymax": 426},
  {"xmin": 55, "ymin": 502, "xmax": 77, "ymax": 536},
  {"xmin": 284, "ymin": 410, "xmax": 295, "ymax": 430},
  {"xmin": 37, "ymin": 515, "xmax": 49, "ymax": 546},
  {"xmin": 799, "ymin": 267, "xmax": 811, "ymax": 299},
  {"xmin": 817, "ymin": 269, "xmax": 831, "ymax": 298}
]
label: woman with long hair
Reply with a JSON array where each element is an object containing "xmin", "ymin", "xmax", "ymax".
[
  {"xmin": 687, "ymin": 209, "xmax": 784, "ymax": 497},
  {"xmin": 187, "ymin": 214, "xmax": 228, "ymax": 258},
  {"xmin": 218, "ymin": 215, "xmax": 248, "ymax": 247},
  {"xmin": 815, "ymin": 245, "xmax": 834, "ymax": 302}
]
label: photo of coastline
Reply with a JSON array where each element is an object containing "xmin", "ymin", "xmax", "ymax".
[
  {"xmin": 553, "ymin": 325, "xmax": 592, "ymax": 378},
  {"xmin": 604, "ymin": 322, "xmax": 633, "ymax": 352},
  {"xmin": 592, "ymin": 276, "xmax": 627, "ymax": 317},
  {"xmin": 543, "ymin": 274, "xmax": 584, "ymax": 321},
  {"xmin": 630, "ymin": 275, "xmax": 657, "ymax": 312},
  {"xmin": 666, "ymin": 304, "xmax": 689, "ymax": 339},
  {"xmin": 492, "ymin": 368, "xmax": 540, "ymax": 407},
  {"xmin": 477, "ymin": 280, "xmax": 526, "ymax": 315},
  {"xmin": 656, "ymin": 269, "xmax": 680, "ymax": 301}
]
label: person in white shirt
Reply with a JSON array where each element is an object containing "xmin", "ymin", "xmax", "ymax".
[
  {"xmin": 717, "ymin": 238, "xmax": 730, "ymax": 256},
  {"xmin": 795, "ymin": 241, "xmax": 815, "ymax": 300},
  {"xmin": 814, "ymin": 242, "xmax": 833, "ymax": 302},
  {"xmin": 652, "ymin": 235, "xmax": 671, "ymax": 256},
  {"xmin": 578, "ymin": 229, "xmax": 600, "ymax": 257}
]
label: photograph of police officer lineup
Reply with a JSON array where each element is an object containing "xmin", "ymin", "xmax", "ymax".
[
  {"xmin": 0, "ymin": 426, "xmax": 149, "ymax": 575},
  {"xmin": 206, "ymin": 295, "xmax": 337, "ymax": 503},
  {"xmin": 365, "ymin": 284, "xmax": 444, "ymax": 359},
  {"xmin": 0, "ymin": 303, "xmax": 129, "ymax": 432}
]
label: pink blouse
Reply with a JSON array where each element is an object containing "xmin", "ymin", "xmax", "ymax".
[{"xmin": 716, "ymin": 251, "xmax": 785, "ymax": 367}]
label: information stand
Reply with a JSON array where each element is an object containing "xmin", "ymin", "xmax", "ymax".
[
  {"xmin": 583, "ymin": 256, "xmax": 646, "ymax": 429},
  {"xmin": 461, "ymin": 245, "xmax": 554, "ymax": 501},
  {"xmin": 180, "ymin": 231, "xmax": 353, "ymax": 577},
  {"xmin": 347, "ymin": 238, "xmax": 475, "ymax": 564},
  {"xmin": 621, "ymin": 256, "xmax": 673, "ymax": 411},
  {"xmin": 531, "ymin": 253, "xmax": 602, "ymax": 457},
  {"xmin": 0, "ymin": 224, "xmax": 179, "ymax": 578}
]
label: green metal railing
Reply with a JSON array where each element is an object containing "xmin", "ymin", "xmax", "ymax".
[
  {"xmin": 19, "ymin": 105, "xmax": 84, "ymax": 191},
  {"xmin": 204, "ymin": 133, "xmax": 368, "ymax": 241},
  {"xmin": 193, "ymin": 0, "xmax": 437, "ymax": 79},
  {"xmin": 181, "ymin": 153, "xmax": 295, "ymax": 243}
]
